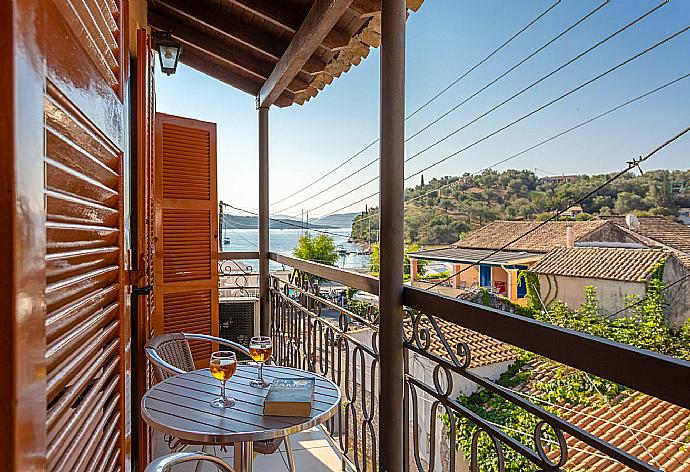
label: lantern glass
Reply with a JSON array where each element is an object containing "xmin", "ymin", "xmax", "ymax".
[{"xmin": 154, "ymin": 33, "xmax": 182, "ymax": 75}]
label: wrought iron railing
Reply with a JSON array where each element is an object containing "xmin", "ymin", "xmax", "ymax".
[
  {"xmin": 270, "ymin": 270, "xmax": 380, "ymax": 471},
  {"xmin": 218, "ymin": 251, "xmax": 259, "ymax": 298},
  {"xmin": 266, "ymin": 252, "xmax": 690, "ymax": 472}
]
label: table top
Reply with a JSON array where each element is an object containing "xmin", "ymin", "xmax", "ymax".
[{"xmin": 141, "ymin": 365, "xmax": 341, "ymax": 443}]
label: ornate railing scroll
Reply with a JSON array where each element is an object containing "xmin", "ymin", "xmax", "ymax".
[
  {"xmin": 270, "ymin": 271, "xmax": 380, "ymax": 472},
  {"xmin": 402, "ymin": 308, "xmax": 661, "ymax": 472},
  {"xmin": 218, "ymin": 258, "xmax": 259, "ymax": 298}
]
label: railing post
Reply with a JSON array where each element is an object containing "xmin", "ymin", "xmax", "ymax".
[
  {"xmin": 379, "ymin": 0, "xmax": 406, "ymax": 471},
  {"xmin": 259, "ymin": 105, "xmax": 270, "ymax": 335}
]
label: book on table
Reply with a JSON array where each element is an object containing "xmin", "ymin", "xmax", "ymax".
[{"xmin": 263, "ymin": 378, "xmax": 315, "ymax": 417}]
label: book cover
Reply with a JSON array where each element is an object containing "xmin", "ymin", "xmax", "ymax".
[{"xmin": 263, "ymin": 378, "xmax": 315, "ymax": 417}]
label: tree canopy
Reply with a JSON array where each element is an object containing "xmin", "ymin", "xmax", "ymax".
[
  {"xmin": 350, "ymin": 169, "xmax": 690, "ymax": 245},
  {"xmin": 292, "ymin": 233, "xmax": 339, "ymax": 265}
]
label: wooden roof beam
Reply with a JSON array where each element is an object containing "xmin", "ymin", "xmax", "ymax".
[
  {"xmin": 258, "ymin": 0, "xmax": 353, "ymax": 107},
  {"xmin": 149, "ymin": 12, "xmax": 310, "ymax": 93},
  {"xmin": 156, "ymin": 0, "xmax": 327, "ymax": 75},
  {"xmin": 227, "ymin": 0, "xmax": 351, "ymax": 51}
]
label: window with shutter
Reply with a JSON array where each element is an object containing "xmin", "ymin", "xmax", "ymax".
[{"xmin": 154, "ymin": 113, "xmax": 219, "ymax": 365}]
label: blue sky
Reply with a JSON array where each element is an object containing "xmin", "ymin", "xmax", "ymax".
[{"xmin": 155, "ymin": 0, "xmax": 690, "ymax": 217}]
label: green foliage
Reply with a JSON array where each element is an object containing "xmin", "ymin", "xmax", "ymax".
[
  {"xmin": 518, "ymin": 271, "xmax": 542, "ymax": 311},
  {"xmin": 419, "ymin": 270, "xmax": 450, "ymax": 280},
  {"xmin": 351, "ymin": 169, "xmax": 690, "ymax": 244},
  {"xmin": 451, "ymin": 283, "xmax": 690, "ymax": 469},
  {"xmin": 480, "ymin": 288, "xmax": 491, "ymax": 306},
  {"xmin": 369, "ymin": 243, "xmax": 428, "ymax": 277},
  {"xmin": 346, "ymin": 299, "xmax": 379, "ymax": 320},
  {"xmin": 369, "ymin": 243, "xmax": 380, "ymax": 275},
  {"xmin": 292, "ymin": 233, "xmax": 339, "ymax": 265}
]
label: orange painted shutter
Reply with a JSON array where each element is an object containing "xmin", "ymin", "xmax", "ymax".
[
  {"xmin": 42, "ymin": 0, "xmax": 129, "ymax": 471},
  {"xmin": 153, "ymin": 113, "xmax": 219, "ymax": 365}
]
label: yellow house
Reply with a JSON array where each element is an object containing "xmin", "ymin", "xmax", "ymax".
[{"xmin": 408, "ymin": 247, "xmax": 542, "ymax": 305}]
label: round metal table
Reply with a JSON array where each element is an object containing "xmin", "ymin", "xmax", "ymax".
[{"xmin": 141, "ymin": 365, "xmax": 341, "ymax": 472}]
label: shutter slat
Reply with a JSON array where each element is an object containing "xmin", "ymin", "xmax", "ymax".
[{"xmin": 155, "ymin": 114, "xmax": 218, "ymax": 365}]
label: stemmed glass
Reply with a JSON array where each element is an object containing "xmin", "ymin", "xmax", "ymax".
[
  {"xmin": 209, "ymin": 351, "xmax": 237, "ymax": 408},
  {"xmin": 249, "ymin": 336, "xmax": 272, "ymax": 388}
]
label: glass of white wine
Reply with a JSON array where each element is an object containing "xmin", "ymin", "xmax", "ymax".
[
  {"xmin": 249, "ymin": 336, "xmax": 272, "ymax": 388},
  {"xmin": 209, "ymin": 351, "xmax": 237, "ymax": 408}
]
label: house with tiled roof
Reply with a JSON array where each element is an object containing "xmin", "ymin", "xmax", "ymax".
[
  {"xmin": 531, "ymin": 246, "xmax": 690, "ymax": 327},
  {"xmin": 452, "ymin": 219, "xmax": 631, "ymax": 253},
  {"xmin": 408, "ymin": 220, "xmax": 635, "ymax": 304},
  {"xmin": 603, "ymin": 215, "xmax": 690, "ymax": 268}
]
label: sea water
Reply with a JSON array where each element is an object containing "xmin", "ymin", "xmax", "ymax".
[{"xmin": 221, "ymin": 227, "xmax": 372, "ymax": 272}]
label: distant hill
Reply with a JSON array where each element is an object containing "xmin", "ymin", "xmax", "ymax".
[
  {"xmin": 222, "ymin": 214, "xmax": 336, "ymax": 230},
  {"xmin": 311, "ymin": 212, "xmax": 359, "ymax": 228},
  {"xmin": 351, "ymin": 168, "xmax": 690, "ymax": 245}
]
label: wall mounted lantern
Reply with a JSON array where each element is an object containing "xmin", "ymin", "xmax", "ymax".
[{"xmin": 153, "ymin": 31, "xmax": 182, "ymax": 75}]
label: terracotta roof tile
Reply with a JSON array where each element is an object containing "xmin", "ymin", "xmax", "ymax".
[
  {"xmin": 454, "ymin": 220, "xmax": 609, "ymax": 253},
  {"xmin": 403, "ymin": 318, "xmax": 518, "ymax": 369},
  {"xmin": 514, "ymin": 359, "xmax": 690, "ymax": 470},
  {"xmin": 605, "ymin": 216, "xmax": 690, "ymax": 267},
  {"xmin": 529, "ymin": 247, "xmax": 670, "ymax": 282}
]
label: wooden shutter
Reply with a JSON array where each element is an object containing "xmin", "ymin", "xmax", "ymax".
[
  {"xmin": 42, "ymin": 0, "xmax": 129, "ymax": 470},
  {"xmin": 154, "ymin": 113, "xmax": 219, "ymax": 365},
  {"xmin": 3, "ymin": 0, "xmax": 129, "ymax": 470}
]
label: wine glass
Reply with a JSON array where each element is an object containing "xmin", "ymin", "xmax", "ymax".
[
  {"xmin": 209, "ymin": 351, "xmax": 237, "ymax": 408},
  {"xmin": 249, "ymin": 336, "xmax": 272, "ymax": 388}
]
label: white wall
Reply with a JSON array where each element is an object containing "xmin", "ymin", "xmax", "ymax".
[
  {"xmin": 663, "ymin": 258, "xmax": 690, "ymax": 328},
  {"xmin": 407, "ymin": 351, "xmax": 514, "ymax": 472},
  {"xmin": 539, "ymin": 274, "xmax": 646, "ymax": 316}
]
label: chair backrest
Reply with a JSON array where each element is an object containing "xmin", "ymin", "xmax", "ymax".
[
  {"xmin": 145, "ymin": 452, "xmax": 235, "ymax": 472},
  {"xmin": 145, "ymin": 333, "xmax": 195, "ymax": 382}
]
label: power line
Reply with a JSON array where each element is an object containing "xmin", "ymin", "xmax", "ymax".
[
  {"xmin": 531, "ymin": 271, "xmax": 664, "ymax": 469},
  {"xmin": 404, "ymin": 0, "xmax": 613, "ymax": 145},
  {"xmin": 313, "ymin": 23, "xmax": 690, "ymax": 217},
  {"xmin": 222, "ymin": 203, "xmax": 354, "ymax": 240},
  {"xmin": 406, "ymin": 0, "xmax": 562, "ymax": 120},
  {"xmin": 347, "ymin": 71, "xmax": 690, "ymax": 227},
  {"xmin": 270, "ymin": 1, "xmax": 562, "ymax": 210},
  {"xmin": 424, "ymin": 124, "xmax": 690, "ymax": 290},
  {"xmin": 603, "ymin": 271, "xmax": 690, "ymax": 320},
  {"xmin": 288, "ymin": 2, "xmax": 665, "ymax": 216}
]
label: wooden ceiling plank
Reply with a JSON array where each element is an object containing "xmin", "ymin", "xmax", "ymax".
[
  {"xmin": 227, "ymin": 0, "xmax": 350, "ymax": 50},
  {"xmin": 149, "ymin": 11, "xmax": 310, "ymax": 93},
  {"xmin": 158, "ymin": 0, "xmax": 286, "ymax": 60},
  {"xmin": 349, "ymin": 0, "xmax": 381, "ymax": 18},
  {"xmin": 154, "ymin": 1, "xmax": 327, "ymax": 75},
  {"xmin": 180, "ymin": 49, "xmax": 294, "ymax": 107},
  {"xmin": 259, "ymin": 0, "xmax": 353, "ymax": 107},
  {"xmin": 180, "ymin": 49, "xmax": 261, "ymax": 96},
  {"xmin": 149, "ymin": 11, "xmax": 271, "ymax": 79}
]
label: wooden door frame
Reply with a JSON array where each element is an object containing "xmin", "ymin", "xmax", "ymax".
[{"xmin": 131, "ymin": 27, "xmax": 155, "ymax": 471}]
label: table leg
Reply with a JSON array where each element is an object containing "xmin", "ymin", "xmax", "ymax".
[{"xmin": 233, "ymin": 442, "xmax": 253, "ymax": 472}]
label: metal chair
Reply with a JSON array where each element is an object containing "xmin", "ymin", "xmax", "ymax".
[
  {"xmin": 144, "ymin": 333, "xmax": 296, "ymax": 470},
  {"xmin": 144, "ymin": 451, "xmax": 235, "ymax": 472}
]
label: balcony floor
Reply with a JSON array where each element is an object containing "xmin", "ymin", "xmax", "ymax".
[{"xmin": 154, "ymin": 426, "xmax": 348, "ymax": 471}]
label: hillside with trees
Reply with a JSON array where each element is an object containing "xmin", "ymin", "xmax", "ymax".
[{"xmin": 350, "ymin": 168, "xmax": 690, "ymax": 245}]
